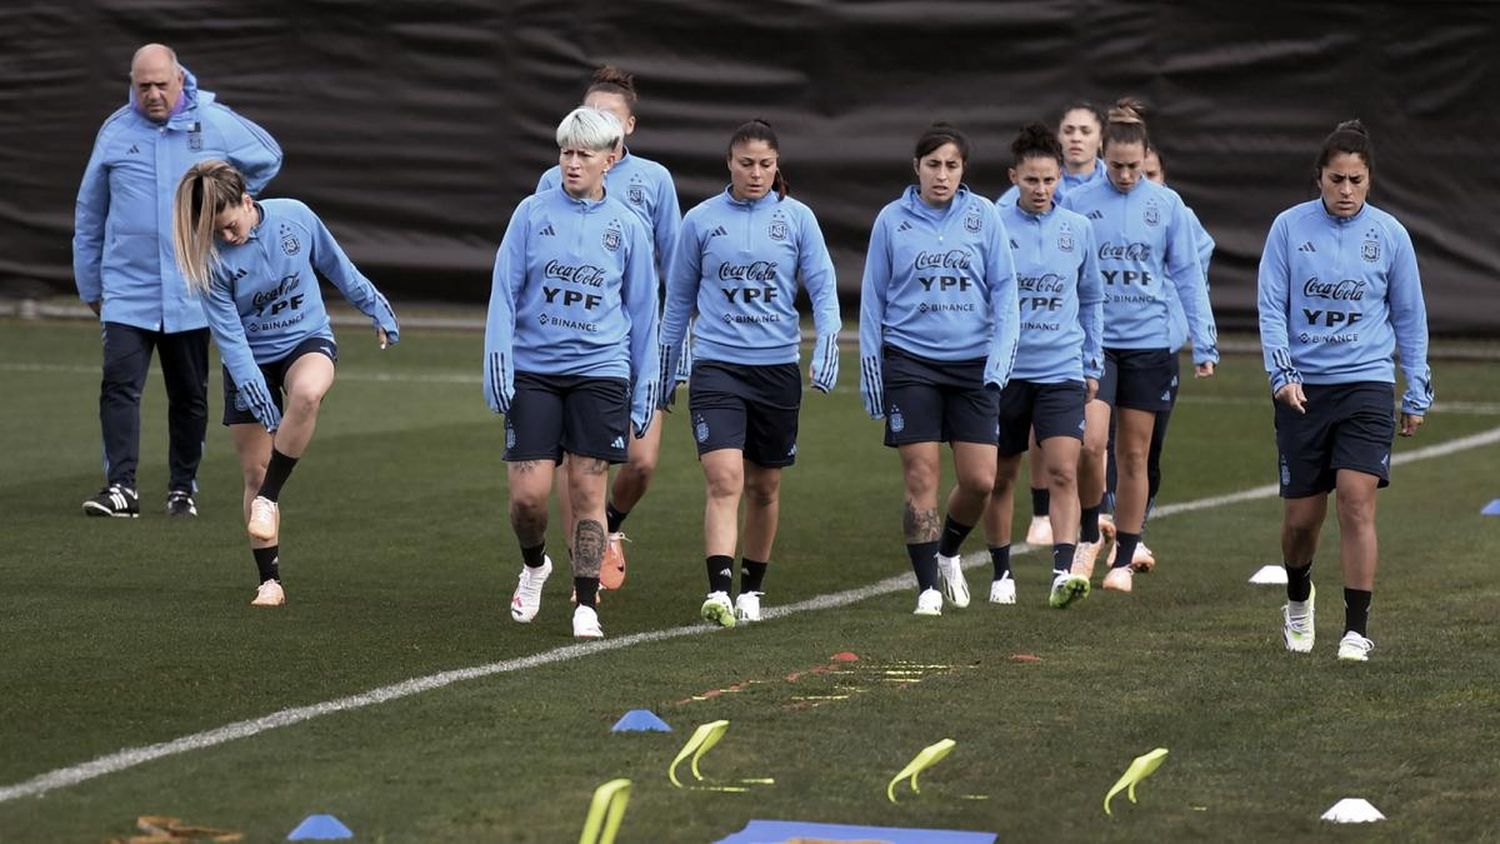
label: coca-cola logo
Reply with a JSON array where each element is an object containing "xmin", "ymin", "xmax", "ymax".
[
  {"xmin": 1303, "ymin": 277, "xmax": 1366, "ymax": 301},
  {"xmin": 719, "ymin": 261, "xmax": 778, "ymax": 282},
  {"xmin": 544, "ymin": 260, "xmax": 606, "ymax": 287},
  {"xmin": 1097, "ymin": 241, "xmax": 1152, "ymax": 261},
  {"xmin": 252, "ymin": 273, "xmax": 301, "ymax": 314},
  {"xmin": 913, "ymin": 249, "xmax": 972, "ymax": 270},
  {"xmin": 1018, "ymin": 273, "xmax": 1067, "ymax": 293}
]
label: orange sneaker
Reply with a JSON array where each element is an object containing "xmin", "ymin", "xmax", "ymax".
[
  {"xmin": 1102, "ymin": 566, "xmax": 1133, "ymax": 593},
  {"xmin": 1071, "ymin": 540, "xmax": 1103, "ymax": 580},
  {"xmin": 599, "ymin": 532, "xmax": 629, "ymax": 591}
]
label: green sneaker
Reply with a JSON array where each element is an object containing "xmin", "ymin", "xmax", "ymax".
[
  {"xmin": 1049, "ymin": 572, "xmax": 1091, "ymax": 609},
  {"xmin": 700, "ymin": 591, "xmax": 737, "ymax": 628}
]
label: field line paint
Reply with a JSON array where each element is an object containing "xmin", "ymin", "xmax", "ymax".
[{"xmin": 0, "ymin": 415, "xmax": 1496, "ymax": 803}]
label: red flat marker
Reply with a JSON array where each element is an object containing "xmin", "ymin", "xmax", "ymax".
[
  {"xmin": 831, "ymin": 652, "xmax": 859, "ymax": 662},
  {"xmin": 1009, "ymin": 653, "xmax": 1043, "ymax": 663}
]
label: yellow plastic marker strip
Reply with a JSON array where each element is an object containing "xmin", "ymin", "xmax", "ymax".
[
  {"xmin": 669, "ymin": 720, "xmax": 730, "ymax": 788},
  {"xmin": 578, "ymin": 778, "xmax": 632, "ymax": 844},
  {"xmin": 886, "ymin": 738, "xmax": 957, "ymax": 803},
  {"xmin": 1103, "ymin": 747, "xmax": 1169, "ymax": 817},
  {"xmin": 740, "ymin": 778, "xmax": 777, "ymax": 784}
]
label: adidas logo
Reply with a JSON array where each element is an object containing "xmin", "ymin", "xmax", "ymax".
[
  {"xmin": 897, "ymin": 221, "xmax": 913, "ymax": 232},
  {"xmin": 718, "ymin": 568, "xmax": 733, "ymax": 578},
  {"xmin": 1087, "ymin": 210, "xmax": 1104, "ymax": 220},
  {"xmin": 1297, "ymin": 241, "xmax": 1316, "ymax": 253},
  {"xmin": 539, "ymin": 224, "xmax": 556, "ymax": 237},
  {"xmin": 611, "ymin": 435, "xmax": 625, "ymax": 449},
  {"xmin": 127, "ymin": 144, "xmax": 140, "ymax": 155},
  {"xmin": 1009, "ymin": 239, "xmax": 1019, "ymax": 250},
  {"xmin": 708, "ymin": 225, "xmax": 728, "ymax": 238},
  {"xmin": 1160, "ymin": 390, "xmax": 1172, "ymax": 401}
]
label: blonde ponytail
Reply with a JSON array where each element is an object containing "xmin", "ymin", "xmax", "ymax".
[{"xmin": 172, "ymin": 160, "xmax": 247, "ymax": 293}]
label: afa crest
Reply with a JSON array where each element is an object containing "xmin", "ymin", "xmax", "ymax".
[
  {"xmin": 964, "ymin": 210, "xmax": 982, "ymax": 233},
  {"xmin": 694, "ymin": 414, "xmax": 710, "ymax": 444},
  {"xmin": 603, "ymin": 228, "xmax": 622, "ymax": 252},
  {"xmin": 1144, "ymin": 203, "xmax": 1160, "ymax": 226},
  {"xmin": 280, "ymin": 232, "xmax": 301, "ymax": 257},
  {"xmin": 768, "ymin": 219, "xmax": 789, "ymax": 242},
  {"xmin": 1362, "ymin": 239, "xmax": 1380, "ymax": 262},
  {"xmin": 888, "ymin": 403, "xmax": 905, "ymax": 433},
  {"xmin": 627, "ymin": 184, "xmax": 645, "ymax": 206},
  {"xmin": 1058, "ymin": 232, "xmax": 1074, "ymax": 253}
]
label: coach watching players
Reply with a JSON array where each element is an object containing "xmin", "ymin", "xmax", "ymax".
[{"xmin": 74, "ymin": 43, "xmax": 282, "ymax": 518}]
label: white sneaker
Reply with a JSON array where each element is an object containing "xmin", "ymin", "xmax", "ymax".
[
  {"xmin": 251, "ymin": 579, "xmax": 285, "ymax": 607},
  {"xmin": 1337, "ymin": 631, "xmax": 1374, "ymax": 662},
  {"xmin": 988, "ymin": 578, "xmax": 1016, "ymax": 605},
  {"xmin": 247, "ymin": 495, "xmax": 279, "ymax": 542},
  {"xmin": 1025, "ymin": 514, "xmax": 1053, "ymax": 546},
  {"xmin": 913, "ymin": 587, "xmax": 943, "ymax": 616},
  {"xmin": 700, "ymin": 590, "xmax": 736, "ymax": 627},
  {"xmin": 1131, "ymin": 542, "xmax": 1156, "ymax": 573},
  {"xmin": 509, "ymin": 556, "xmax": 553, "ymax": 623},
  {"xmin": 936, "ymin": 553, "xmax": 970, "ymax": 608},
  {"xmin": 572, "ymin": 604, "xmax": 603, "ymax": 639},
  {"xmin": 1102, "ymin": 566, "xmax": 1133, "ymax": 593},
  {"xmin": 1048, "ymin": 571, "xmax": 1090, "ymax": 609},
  {"xmin": 1282, "ymin": 584, "xmax": 1315, "ymax": 653},
  {"xmin": 734, "ymin": 591, "xmax": 762, "ymax": 623}
]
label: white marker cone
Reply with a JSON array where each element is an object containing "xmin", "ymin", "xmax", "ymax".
[
  {"xmin": 1249, "ymin": 565, "xmax": 1289, "ymax": 585},
  {"xmin": 1321, "ymin": 798, "xmax": 1385, "ymax": 823}
]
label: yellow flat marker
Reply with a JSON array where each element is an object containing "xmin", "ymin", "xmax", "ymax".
[
  {"xmin": 1103, "ymin": 747, "xmax": 1169, "ymax": 817},
  {"xmin": 669, "ymin": 720, "xmax": 731, "ymax": 787},
  {"xmin": 578, "ymin": 778, "xmax": 631, "ymax": 844},
  {"xmin": 886, "ymin": 738, "xmax": 957, "ymax": 803}
]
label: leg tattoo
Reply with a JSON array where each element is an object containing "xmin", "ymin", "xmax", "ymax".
[
  {"xmin": 573, "ymin": 518, "xmax": 606, "ymax": 577},
  {"xmin": 903, "ymin": 501, "xmax": 941, "ymax": 544}
]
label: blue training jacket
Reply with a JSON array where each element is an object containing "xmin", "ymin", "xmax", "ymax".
[
  {"xmin": 484, "ymin": 186, "xmax": 662, "ymax": 434},
  {"xmin": 660, "ymin": 189, "xmax": 841, "ymax": 390},
  {"xmin": 1164, "ymin": 204, "xmax": 1216, "ymax": 352},
  {"xmin": 74, "ymin": 65, "xmax": 282, "ymax": 333},
  {"xmin": 200, "ymin": 199, "xmax": 400, "ymax": 431},
  {"xmin": 858, "ymin": 185, "xmax": 1020, "ymax": 420},
  {"xmin": 1061, "ymin": 178, "xmax": 1219, "ymax": 364},
  {"xmin": 999, "ymin": 202, "xmax": 1105, "ymax": 384},
  {"xmin": 1257, "ymin": 199, "xmax": 1432, "ymax": 415},
  {"xmin": 997, "ymin": 159, "xmax": 1107, "ymax": 208}
]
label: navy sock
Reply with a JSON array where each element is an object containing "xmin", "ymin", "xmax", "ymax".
[
  {"xmin": 740, "ymin": 558, "xmax": 768, "ymax": 594},
  {"xmin": 252, "ymin": 545, "xmax": 279, "ymax": 583},
  {"xmin": 1030, "ymin": 487, "xmax": 1050, "ymax": 518},
  {"xmin": 989, "ymin": 545, "xmax": 1012, "ymax": 581},
  {"xmin": 907, "ymin": 541, "xmax": 940, "ymax": 591},
  {"xmin": 521, "ymin": 542, "xmax": 547, "ymax": 568},
  {"xmin": 574, "ymin": 576, "xmax": 599, "ymax": 608},
  {"xmin": 706, "ymin": 554, "xmax": 735, "ymax": 594},
  {"xmin": 257, "ymin": 448, "xmax": 298, "ymax": 502},
  {"xmin": 1113, "ymin": 531, "xmax": 1141, "ymax": 569},
  {"xmin": 1080, "ymin": 505, "xmax": 1101, "ymax": 543},
  {"xmin": 1344, "ymin": 588, "xmax": 1372, "ymax": 637},
  {"xmin": 606, "ymin": 502, "xmax": 628, "ymax": 534},
  {"xmin": 1052, "ymin": 543, "xmax": 1076, "ymax": 575},
  {"xmin": 1285, "ymin": 562, "xmax": 1312, "ymax": 602},
  {"xmin": 937, "ymin": 516, "xmax": 974, "ymax": 558}
]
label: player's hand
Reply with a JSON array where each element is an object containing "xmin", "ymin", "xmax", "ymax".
[
  {"xmin": 1194, "ymin": 361, "xmax": 1216, "ymax": 379},
  {"xmin": 1399, "ymin": 413, "xmax": 1424, "ymax": 437},
  {"xmin": 1274, "ymin": 382, "xmax": 1307, "ymax": 413},
  {"xmin": 1085, "ymin": 377, "xmax": 1099, "ymax": 404},
  {"xmin": 87, "ymin": 300, "xmax": 101, "ymax": 317},
  {"xmin": 377, "ymin": 328, "xmax": 389, "ymax": 350}
]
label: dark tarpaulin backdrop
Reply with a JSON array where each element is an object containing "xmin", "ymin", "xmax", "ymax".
[{"xmin": 2, "ymin": 1, "xmax": 1497, "ymax": 334}]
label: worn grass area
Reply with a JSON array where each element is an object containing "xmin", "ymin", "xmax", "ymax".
[{"xmin": 1, "ymin": 318, "xmax": 1498, "ymax": 843}]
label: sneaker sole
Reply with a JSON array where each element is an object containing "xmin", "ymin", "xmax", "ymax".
[
  {"xmin": 1336, "ymin": 651, "xmax": 1369, "ymax": 662},
  {"xmin": 83, "ymin": 502, "xmax": 137, "ymax": 518},
  {"xmin": 701, "ymin": 602, "xmax": 736, "ymax": 628},
  {"xmin": 1049, "ymin": 577, "xmax": 1091, "ymax": 609}
]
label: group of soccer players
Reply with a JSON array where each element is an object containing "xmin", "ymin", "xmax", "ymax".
[{"xmin": 175, "ymin": 66, "xmax": 1430, "ymax": 663}]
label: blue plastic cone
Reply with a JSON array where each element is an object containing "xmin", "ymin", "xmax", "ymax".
[
  {"xmin": 287, "ymin": 814, "xmax": 353, "ymax": 840},
  {"xmin": 1481, "ymin": 499, "xmax": 1500, "ymax": 516},
  {"xmin": 611, "ymin": 709, "xmax": 672, "ymax": 732}
]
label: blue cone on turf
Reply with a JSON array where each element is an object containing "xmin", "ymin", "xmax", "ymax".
[
  {"xmin": 612, "ymin": 709, "xmax": 672, "ymax": 732},
  {"xmin": 1481, "ymin": 499, "xmax": 1500, "ymax": 516},
  {"xmin": 287, "ymin": 814, "xmax": 353, "ymax": 840}
]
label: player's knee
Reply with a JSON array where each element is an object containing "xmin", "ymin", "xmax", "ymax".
[
  {"xmin": 285, "ymin": 384, "xmax": 323, "ymax": 416},
  {"xmin": 1044, "ymin": 462, "xmax": 1077, "ymax": 492}
]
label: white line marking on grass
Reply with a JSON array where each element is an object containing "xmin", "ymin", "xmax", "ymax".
[{"xmin": 2, "ymin": 422, "xmax": 1498, "ymax": 804}]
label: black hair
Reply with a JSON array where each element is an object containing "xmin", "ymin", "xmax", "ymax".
[
  {"xmin": 914, "ymin": 122, "xmax": 971, "ymax": 163},
  {"xmin": 727, "ymin": 118, "xmax": 788, "ymax": 199},
  {"xmin": 1101, "ymin": 96, "xmax": 1150, "ymax": 151},
  {"xmin": 1316, "ymin": 119, "xmax": 1373, "ymax": 173},
  {"xmin": 585, "ymin": 66, "xmax": 638, "ymax": 113},
  {"xmin": 1011, "ymin": 122, "xmax": 1064, "ymax": 168}
]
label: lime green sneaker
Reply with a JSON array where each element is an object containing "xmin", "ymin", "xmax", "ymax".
[
  {"xmin": 700, "ymin": 591, "xmax": 737, "ymax": 628},
  {"xmin": 1049, "ymin": 572, "xmax": 1091, "ymax": 609}
]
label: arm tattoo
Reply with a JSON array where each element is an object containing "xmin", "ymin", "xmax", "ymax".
[
  {"xmin": 573, "ymin": 519, "xmax": 606, "ymax": 578},
  {"xmin": 903, "ymin": 501, "xmax": 941, "ymax": 543}
]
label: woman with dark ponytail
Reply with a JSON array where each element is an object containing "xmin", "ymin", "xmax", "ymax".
[
  {"xmin": 1258, "ymin": 119, "xmax": 1431, "ymax": 663},
  {"xmin": 660, "ymin": 119, "xmax": 841, "ymax": 626},
  {"xmin": 980, "ymin": 123, "xmax": 1102, "ymax": 610},
  {"xmin": 1059, "ymin": 97, "xmax": 1219, "ymax": 596},
  {"xmin": 858, "ymin": 122, "xmax": 1020, "ymax": 617}
]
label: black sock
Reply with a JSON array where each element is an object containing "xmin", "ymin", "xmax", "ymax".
[
  {"xmin": 1080, "ymin": 505, "xmax": 1101, "ymax": 543},
  {"xmin": 1113, "ymin": 531, "xmax": 1140, "ymax": 569},
  {"xmin": 606, "ymin": 502, "xmax": 628, "ymax": 534},
  {"xmin": 1344, "ymin": 588, "xmax": 1372, "ymax": 637},
  {"xmin": 740, "ymin": 558, "xmax": 769, "ymax": 594},
  {"xmin": 257, "ymin": 448, "xmax": 299, "ymax": 502},
  {"xmin": 1053, "ymin": 543, "xmax": 1076, "ymax": 575},
  {"xmin": 574, "ymin": 576, "xmax": 599, "ymax": 609},
  {"xmin": 253, "ymin": 545, "xmax": 279, "ymax": 583},
  {"xmin": 706, "ymin": 554, "xmax": 734, "ymax": 594},
  {"xmin": 937, "ymin": 516, "xmax": 974, "ymax": 558},
  {"xmin": 1285, "ymin": 562, "xmax": 1312, "ymax": 602},
  {"xmin": 989, "ymin": 545, "xmax": 1012, "ymax": 581},
  {"xmin": 1030, "ymin": 487, "xmax": 1050, "ymax": 518},
  {"xmin": 521, "ymin": 542, "xmax": 547, "ymax": 568},
  {"xmin": 907, "ymin": 541, "xmax": 940, "ymax": 591}
]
